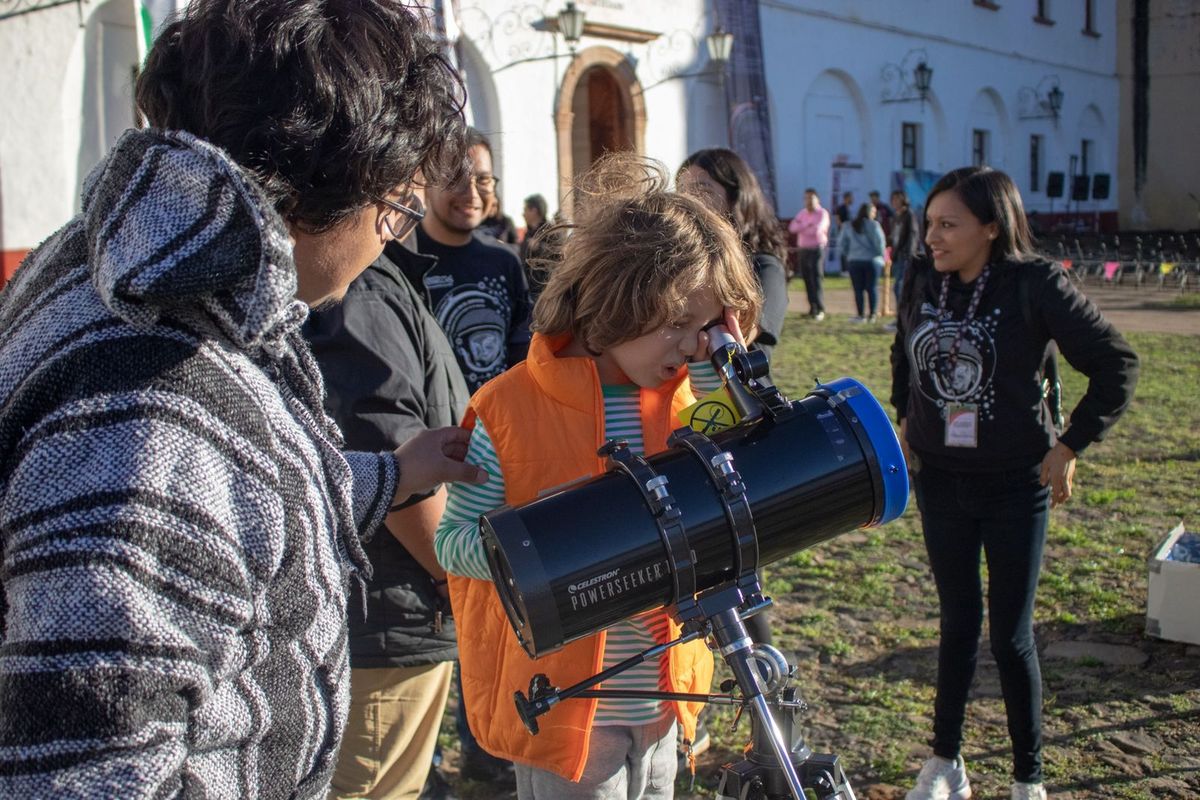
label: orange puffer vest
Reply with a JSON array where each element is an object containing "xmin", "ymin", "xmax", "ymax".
[{"xmin": 448, "ymin": 333, "xmax": 714, "ymax": 781}]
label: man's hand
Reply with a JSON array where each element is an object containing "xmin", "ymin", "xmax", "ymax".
[
  {"xmin": 392, "ymin": 426, "xmax": 485, "ymax": 507},
  {"xmin": 1039, "ymin": 441, "xmax": 1077, "ymax": 508}
]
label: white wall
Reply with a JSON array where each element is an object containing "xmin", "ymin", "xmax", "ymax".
[
  {"xmin": 760, "ymin": 0, "xmax": 1120, "ymax": 219},
  {"xmin": 454, "ymin": 0, "xmax": 716, "ymax": 222},
  {"xmin": 1, "ymin": 0, "xmax": 139, "ymax": 253}
]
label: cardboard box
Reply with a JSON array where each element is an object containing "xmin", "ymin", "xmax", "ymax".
[{"xmin": 1146, "ymin": 522, "xmax": 1200, "ymax": 646}]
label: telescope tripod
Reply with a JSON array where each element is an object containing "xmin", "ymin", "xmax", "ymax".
[{"xmin": 513, "ymin": 583, "xmax": 856, "ymax": 800}]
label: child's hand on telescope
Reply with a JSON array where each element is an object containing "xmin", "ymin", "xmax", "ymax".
[
  {"xmin": 723, "ymin": 306, "xmax": 754, "ymax": 347},
  {"xmin": 697, "ymin": 307, "xmax": 753, "ymax": 356}
]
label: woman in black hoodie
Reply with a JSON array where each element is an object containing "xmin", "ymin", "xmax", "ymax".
[{"xmin": 892, "ymin": 167, "xmax": 1139, "ymax": 800}]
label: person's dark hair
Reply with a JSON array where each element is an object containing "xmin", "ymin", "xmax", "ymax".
[
  {"xmin": 891, "ymin": 190, "xmax": 909, "ymax": 208},
  {"xmin": 851, "ymin": 202, "xmax": 873, "ymax": 234},
  {"xmin": 676, "ymin": 148, "xmax": 786, "ymax": 261},
  {"xmin": 925, "ymin": 166, "xmax": 1036, "ymax": 263},
  {"xmin": 804, "ymin": 187, "xmax": 818, "ymax": 195},
  {"xmin": 524, "ymin": 193, "xmax": 548, "ymax": 221},
  {"xmin": 136, "ymin": 0, "xmax": 467, "ymax": 233},
  {"xmin": 466, "ymin": 127, "xmax": 492, "ymax": 157},
  {"xmin": 869, "ymin": 191, "xmax": 880, "ymax": 200}
]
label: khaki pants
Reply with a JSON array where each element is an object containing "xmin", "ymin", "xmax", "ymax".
[{"xmin": 329, "ymin": 662, "xmax": 454, "ymax": 800}]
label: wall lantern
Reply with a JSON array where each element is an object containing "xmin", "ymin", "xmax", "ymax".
[
  {"xmin": 1019, "ymin": 76, "xmax": 1064, "ymax": 125},
  {"xmin": 913, "ymin": 61, "xmax": 933, "ymax": 99},
  {"xmin": 557, "ymin": 1, "xmax": 586, "ymax": 53},
  {"xmin": 881, "ymin": 49, "xmax": 933, "ymax": 111},
  {"xmin": 705, "ymin": 26, "xmax": 734, "ymax": 66}
]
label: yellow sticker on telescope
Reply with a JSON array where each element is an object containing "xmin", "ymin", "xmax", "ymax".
[{"xmin": 680, "ymin": 386, "xmax": 743, "ymax": 435}]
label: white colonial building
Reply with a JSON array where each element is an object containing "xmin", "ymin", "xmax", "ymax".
[
  {"xmin": 0, "ymin": 0, "xmax": 1131, "ymax": 285},
  {"xmin": 761, "ymin": 0, "xmax": 1120, "ymax": 229}
]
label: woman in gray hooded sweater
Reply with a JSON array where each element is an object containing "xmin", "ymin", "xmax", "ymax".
[{"xmin": 0, "ymin": 2, "xmax": 485, "ymax": 797}]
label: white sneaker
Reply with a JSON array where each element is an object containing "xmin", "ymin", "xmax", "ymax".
[
  {"xmin": 814, "ymin": 311, "xmax": 826, "ymax": 321},
  {"xmin": 849, "ymin": 315, "xmax": 865, "ymax": 323},
  {"xmin": 1010, "ymin": 782, "xmax": 1046, "ymax": 800},
  {"xmin": 906, "ymin": 755, "xmax": 972, "ymax": 800}
]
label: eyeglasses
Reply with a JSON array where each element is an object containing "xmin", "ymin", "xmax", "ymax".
[
  {"xmin": 449, "ymin": 173, "xmax": 499, "ymax": 195},
  {"xmin": 374, "ymin": 192, "xmax": 425, "ymax": 240}
]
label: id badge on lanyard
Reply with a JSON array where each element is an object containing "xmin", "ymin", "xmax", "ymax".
[
  {"xmin": 936, "ymin": 266, "xmax": 990, "ymax": 449},
  {"xmin": 944, "ymin": 403, "xmax": 979, "ymax": 448}
]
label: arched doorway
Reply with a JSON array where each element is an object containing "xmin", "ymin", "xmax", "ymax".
[
  {"xmin": 555, "ymin": 46, "xmax": 646, "ymax": 216},
  {"xmin": 572, "ymin": 67, "xmax": 633, "ymax": 170},
  {"xmin": 799, "ymin": 70, "xmax": 869, "ymax": 214}
]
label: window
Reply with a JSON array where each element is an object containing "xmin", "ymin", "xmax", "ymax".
[
  {"xmin": 902, "ymin": 123, "xmax": 921, "ymax": 169},
  {"xmin": 1034, "ymin": 0, "xmax": 1054, "ymax": 24},
  {"xmin": 1080, "ymin": 138, "xmax": 1093, "ymax": 176},
  {"xmin": 972, "ymin": 129, "xmax": 990, "ymax": 166},
  {"xmin": 1083, "ymin": 0, "xmax": 1099, "ymax": 35},
  {"xmin": 1030, "ymin": 135, "xmax": 1043, "ymax": 192}
]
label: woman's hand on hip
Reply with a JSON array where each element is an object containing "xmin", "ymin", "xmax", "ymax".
[{"xmin": 1040, "ymin": 441, "xmax": 1077, "ymax": 507}]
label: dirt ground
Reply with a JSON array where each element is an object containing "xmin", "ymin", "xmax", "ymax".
[{"xmin": 791, "ymin": 279, "xmax": 1200, "ymax": 335}]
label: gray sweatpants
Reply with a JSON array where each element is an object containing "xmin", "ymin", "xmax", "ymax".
[{"xmin": 513, "ymin": 714, "xmax": 677, "ymax": 800}]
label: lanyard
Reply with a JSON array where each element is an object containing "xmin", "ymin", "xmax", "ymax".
[{"xmin": 936, "ymin": 265, "xmax": 990, "ymax": 380}]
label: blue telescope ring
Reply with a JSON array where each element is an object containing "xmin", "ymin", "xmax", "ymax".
[{"xmin": 817, "ymin": 377, "xmax": 909, "ymax": 526}]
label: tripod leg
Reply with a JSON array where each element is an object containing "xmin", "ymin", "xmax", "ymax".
[{"xmin": 709, "ymin": 608, "xmax": 807, "ymax": 800}]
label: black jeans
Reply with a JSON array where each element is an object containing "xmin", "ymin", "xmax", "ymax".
[
  {"xmin": 914, "ymin": 461, "xmax": 1050, "ymax": 784},
  {"xmin": 796, "ymin": 247, "xmax": 825, "ymax": 314},
  {"xmin": 892, "ymin": 256, "xmax": 910, "ymax": 309},
  {"xmin": 847, "ymin": 260, "xmax": 879, "ymax": 316}
]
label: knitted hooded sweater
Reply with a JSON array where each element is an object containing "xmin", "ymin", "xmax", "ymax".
[{"xmin": 0, "ymin": 129, "xmax": 396, "ymax": 798}]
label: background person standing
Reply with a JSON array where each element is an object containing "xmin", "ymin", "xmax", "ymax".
[
  {"xmin": 306, "ymin": 216, "xmax": 472, "ymax": 798},
  {"xmin": 520, "ymin": 193, "xmax": 550, "ymax": 301},
  {"xmin": 869, "ymin": 189, "xmax": 894, "ymax": 238},
  {"xmin": 838, "ymin": 202, "xmax": 887, "ymax": 322},
  {"xmin": 788, "ymin": 187, "xmax": 831, "ymax": 320},
  {"xmin": 413, "ymin": 128, "xmax": 531, "ymax": 395},
  {"xmin": 676, "ymin": 148, "xmax": 788, "ymax": 362},
  {"xmin": 890, "ymin": 190, "xmax": 921, "ymax": 316}
]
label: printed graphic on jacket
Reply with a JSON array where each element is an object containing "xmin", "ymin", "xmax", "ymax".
[
  {"xmin": 908, "ymin": 301, "xmax": 1000, "ymax": 420},
  {"xmin": 434, "ymin": 276, "xmax": 512, "ymax": 389}
]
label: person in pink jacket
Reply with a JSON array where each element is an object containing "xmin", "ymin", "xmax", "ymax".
[{"xmin": 788, "ymin": 188, "xmax": 832, "ymax": 320}]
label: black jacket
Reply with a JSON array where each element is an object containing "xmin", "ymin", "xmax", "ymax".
[
  {"xmin": 891, "ymin": 256, "xmax": 1139, "ymax": 473},
  {"xmin": 891, "ymin": 206, "xmax": 920, "ymax": 260},
  {"xmin": 305, "ymin": 240, "xmax": 469, "ymax": 667},
  {"xmin": 751, "ymin": 252, "xmax": 788, "ymax": 361}
]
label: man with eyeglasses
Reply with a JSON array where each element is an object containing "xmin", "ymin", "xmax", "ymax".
[
  {"xmin": 304, "ymin": 128, "xmax": 527, "ymax": 797},
  {"xmin": 413, "ymin": 128, "xmax": 532, "ymax": 395},
  {"xmin": 305, "ymin": 180, "xmax": 473, "ymax": 799}
]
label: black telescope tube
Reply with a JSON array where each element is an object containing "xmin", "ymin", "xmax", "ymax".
[{"xmin": 481, "ymin": 379, "xmax": 905, "ymax": 659}]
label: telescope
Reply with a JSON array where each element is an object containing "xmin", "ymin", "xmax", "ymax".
[{"xmin": 479, "ymin": 333, "xmax": 907, "ymax": 800}]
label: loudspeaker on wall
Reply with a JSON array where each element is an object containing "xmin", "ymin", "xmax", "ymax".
[
  {"xmin": 1046, "ymin": 171, "xmax": 1064, "ymax": 199},
  {"xmin": 1071, "ymin": 175, "xmax": 1091, "ymax": 202}
]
